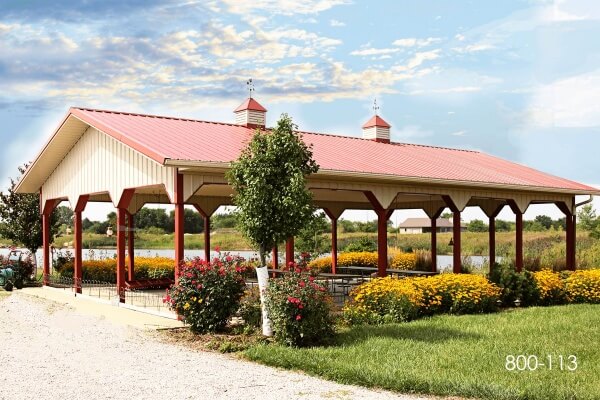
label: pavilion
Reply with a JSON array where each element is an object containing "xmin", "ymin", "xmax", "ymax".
[{"xmin": 15, "ymin": 96, "xmax": 598, "ymax": 302}]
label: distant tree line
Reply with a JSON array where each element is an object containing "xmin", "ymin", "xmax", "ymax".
[{"xmin": 466, "ymin": 215, "xmax": 566, "ymax": 233}]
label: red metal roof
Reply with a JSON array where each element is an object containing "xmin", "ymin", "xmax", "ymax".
[
  {"xmin": 234, "ymin": 98, "xmax": 267, "ymax": 112},
  {"xmin": 362, "ymin": 115, "xmax": 391, "ymax": 128},
  {"xmin": 69, "ymin": 107, "xmax": 595, "ymax": 192}
]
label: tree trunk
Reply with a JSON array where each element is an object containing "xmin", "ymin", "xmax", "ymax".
[{"xmin": 256, "ymin": 243, "xmax": 273, "ymax": 336}]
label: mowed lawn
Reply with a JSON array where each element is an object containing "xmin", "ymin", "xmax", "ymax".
[{"xmin": 245, "ymin": 305, "xmax": 600, "ymax": 400}]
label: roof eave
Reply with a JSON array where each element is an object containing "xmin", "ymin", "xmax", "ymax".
[{"xmin": 163, "ymin": 160, "xmax": 599, "ymax": 196}]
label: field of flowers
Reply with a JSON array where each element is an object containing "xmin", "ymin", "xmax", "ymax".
[
  {"xmin": 308, "ymin": 251, "xmax": 416, "ymax": 272},
  {"xmin": 59, "ymin": 257, "xmax": 175, "ymax": 282}
]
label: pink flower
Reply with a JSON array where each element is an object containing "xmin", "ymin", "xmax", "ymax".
[
  {"xmin": 299, "ymin": 281, "xmax": 306, "ymax": 288},
  {"xmin": 214, "ymin": 245, "xmax": 221, "ymax": 253},
  {"xmin": 296, "ymin": 315, "xmax": 302, "ymax": 321},
  {"xmin": 226, "ymin": 255, "xmax": 233, "ymax": 262}
]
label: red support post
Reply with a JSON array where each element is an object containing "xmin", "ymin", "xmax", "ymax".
[
  {"xmin": 73, "ymin": 195, "xmax": 89, "ymax": 294},
  {"xmin": 453, "ymin": 211, "xmax": 462, "ymax": 273},
  {"xmin": 430, "ymin": 208, "xmax": 443, "ymax": 273},
  {"xmin": 127, "ymin": 213, "xmax": 135, "ymax": 281},
  {"xmin": 364, "ymin": 191, "xmax": 392, "ymax": 277},
  {"xmin": 515, "ymin": 211, "xmax": 523, "ymax": 273},
  {"xmin": 489, "ymin": 217, "xmax": 496, "ymax": 271},
  {"xmin": 117, "ymin": 207, "xmax": 126, "ymax": 303},
  {"xmin": 442, "ymin": 196, "xmax": 462, "ymax": 273},
  {"xmin": 487, "ymin": 205, "xmax": 503, "ymax": 275},
  {"xmin": 174, "ymin": 173, "xmax": 184, "ymax": 282},
  {"xmin": 204, "ymin": 215, "xmax": 211, "ymax": 262},
  {"xmin": 556, "ymin": 201, "xmax": 575, "ymax": 271},
  {"xmin": 572, "ymin": 214, "xmax": 577, "ymax": 269},
  {"xmin": 41, "ymin": 198, "xmax": 58, "ymax": 286},
  {"xmin": 285, "ymin": 237, "xmax": 294, "ymax": 267},
  {"xmin": 323, "ymin": 208, "xmax": 339, "ymax": 275},
  {"xmin": 272, "ymin": 246, "xmax": 278, "ymax": 268}
]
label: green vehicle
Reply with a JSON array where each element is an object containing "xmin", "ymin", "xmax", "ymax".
[{"xmin": 0, "ymin": 251, "xmax": 27, "ymax": 291}]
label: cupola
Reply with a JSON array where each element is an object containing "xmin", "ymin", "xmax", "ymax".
[{"xmin": 362, "ymin": 115, "xmax": 391, "ymax": 143}]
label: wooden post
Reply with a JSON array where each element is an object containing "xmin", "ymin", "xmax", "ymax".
[
  {"xmin": 323, "ymin": 208, "xmax": 339, "ymax": 275},
  {"xmin": 116, "ymin": 189, "xmax": 134, "ymax": 302},
  {"xmin": 73, "ymin": 195, "xmax": 89, "ymax": 294},
  {"xmin": 204, "ymin": 215, "xmax": 211, "ymax": 262},
  {"xmin": 41, "ymin": 199, "xmax": 58, "ymax": 286},
  {"xmin": 272, "ymin": 246, "xmax": 278, "ymax": 268},
  {"xmin": 285, "ymin": 237, "xmax": 294, "ymax": 266},
  {"xmin": 364, "ymin": 191, "xmax": 392, "ymax": 277},
  {"xmin": 515, "ymin": 212, "xmax": 523, "ymax": 272},
  {"xmin": 117, "ymin": 207, "xmax": 126, "ymax": 303},
  {"xmin": 127, "ymin": 213, "xmax": 135, "ymax": 281},
  {"xmin": 572, "ymin": 214, "xmax": 577, "ymax": 269},
  {"xmin": 429, "ymin": 208, "xmax": 443, "ymax": 273},
  {"xmin": 174, "ymin": 173, "xmax": 184, "ymax": 282},
  {"xmin": 487, "ymin": 205, "xmax": 503, "ymax": 275},
  {"xmin": 556, "ymin": 201, "xmax": 575, "ymax": 271},
  {"xmin": 441, "ymin": 196, "xmax": 462, "ymax": 273}
]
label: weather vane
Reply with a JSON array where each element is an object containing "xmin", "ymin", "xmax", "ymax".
[
  {"xmin": 373, "ymin": 98, "xmax": 380, "ymax": 115},
  {"xmin": 247, "ymin": 78, "xmax": 255, "ymax": 98}
]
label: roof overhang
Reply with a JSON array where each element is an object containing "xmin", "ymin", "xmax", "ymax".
[{"xmin": 166, "ymin": 159, "xmax": 600, "ymax": 196}]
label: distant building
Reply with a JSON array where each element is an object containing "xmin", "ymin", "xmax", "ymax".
[{"xmin": 398, "ymin": 218, "xmax": 466, "ymax": 234}]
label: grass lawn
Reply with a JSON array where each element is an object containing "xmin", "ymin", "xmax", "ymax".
[{"xmin": 245, "ymin": 305, "xmax": 600, "ymax": 400}]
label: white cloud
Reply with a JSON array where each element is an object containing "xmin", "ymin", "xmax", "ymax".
[
  {"xmin": 528, "ymin": 69, "xmax": 600, "ymax": 128},
  {"xmin": 350, "ymin": 47, "xmax": 398, "ymax": 56},
  {"xmin": 453, "ymin": 43, "xmax": 495, "ymax": 53},
  {"xmin": 454, "ymin": 33, "xmax": 465, "ymax": 41},
  {"xmin": 409, "ymin": 86, "xmax": 481, "ymax": 95},
  {"xmin": 330, "ymin": 19, "xmax": 345, "ymax": 27},
  {"xmin": 220, "ymin": 0, "xmax": 350, "ymax": 15},
  {"xmin": 392, "ymin": 37, "xmax": 440, "ymax": 47},
  {"xmin": 451, "ymin": 130, "xmax": 466, "ymax": 136}
]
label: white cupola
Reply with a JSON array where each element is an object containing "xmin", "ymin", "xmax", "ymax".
[
  {"xmin": 362, "ymin": 114, "xmax": 391, "ymax": 143},
  {"xmin": 234, "ymin": 97, "xmax": 267, "ymax": 129}
]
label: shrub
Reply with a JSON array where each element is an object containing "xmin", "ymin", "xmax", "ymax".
[
  {"xmin": 343, "ymin": 276, "xmax": 423, "ymax": 324},
  {"xmin": 164, "ymin": 256, "xmax": 247, "ymax": 333},
  {"xmin": 344, "ymin": 236, "xmax": 377, "ymax": 252},
  {"xmin": 531, "ymin": 270, "xmax": 567, "ymax": 305},
  {"xmin": 238, "ymin": 286, "xmax": 262, "ymax": 329},
  {"xmin": 344, "ymin": 274, "xmax": 500, "ymax": 325},
  {"xmin": 564, "ymin": 270, "xmax": 600, "ymax": 303},
  {"xmin": 489, "ymin": 263, "xmax": 540, "ymax": 307},
  {"xmin": 265, "ymin": 268, "xmax": 334, "ymax": 347}
]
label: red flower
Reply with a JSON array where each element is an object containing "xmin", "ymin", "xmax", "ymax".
[
  {"xmin": 214, "ymin": 245, "xmax": 221, "ymax": 253},
  {"xmin": 299, "ymin": 281, "xmax": 306, "ymax": 288},
  {"xmin": 296, "ymin": 315, "xmax": 302, "ymax": 321},
  {"xmin": 226, "ymin": 255, "xmax": 233, "ymax": 262}
]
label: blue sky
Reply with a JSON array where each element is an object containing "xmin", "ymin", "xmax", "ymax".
[{"xmin": 1, "ymin": 0, "xmax": 599, "ymax": 222}]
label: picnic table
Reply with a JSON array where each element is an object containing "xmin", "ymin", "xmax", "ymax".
[{"xmin": 338, "ymin": 266, "xmax": 438, "ymax": 277}]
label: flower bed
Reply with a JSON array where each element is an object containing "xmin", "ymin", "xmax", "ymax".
[
  {"xmin": 344, "ymin": 274, "xmax": 501, "ymax": 325},
  {"xmin": 59, "ymin": 257, "xmax": 175, "ymax": 282},
  {"xmin": 564, "ymin": 269, "xmax": 600, "ymax": 304}
]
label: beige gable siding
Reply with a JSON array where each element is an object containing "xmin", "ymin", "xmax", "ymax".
[{"xmin": 41, "ymin": 127, "xmax": 176, "ymax": 207}]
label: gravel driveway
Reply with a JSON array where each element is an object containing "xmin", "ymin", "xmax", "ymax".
[{"xmin": 0, "ymin": 293, "xmax": 429, "ymax": 400}]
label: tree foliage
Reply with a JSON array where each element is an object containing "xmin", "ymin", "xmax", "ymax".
[
  {"xmin": 0, "ymin": 164, "xmax": 59, "ymax": 254},
  {"xmin": 227, "ymin": 114, "xmax": 319, "ymax": 265},
  {"xmin": 467, "ymin": 219, "xmax": 488, "ymax": 232},
  {"xmin": 577, "ymin": 204, "xmax": 598, "ymax": 231}
]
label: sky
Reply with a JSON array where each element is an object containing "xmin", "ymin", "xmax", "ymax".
[{"xmin": 1, "ymin": 0, "xmax": 599, "ymax": 224}]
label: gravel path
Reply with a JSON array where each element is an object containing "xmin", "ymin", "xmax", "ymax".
[{"xmin": 0, "ymin": 293, "xmax": 430, "ymax": 400}]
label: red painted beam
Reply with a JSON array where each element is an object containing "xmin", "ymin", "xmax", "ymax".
[
  {"xmin": 272, "ymin": 246, "xmax": 278, "ymax": 269},
  {"xmin": 285, "ymin": 237, "xmax": 294, "ymax": 267},
  {"xmin": 41, "ymin": 198, "xmax": 59, "ymax": 286},
  {"xmin": 364, "ymin": 191, "xmax": 390, "ymax": 277},
  {"xmin": 488, "ymin": 205, "xmax": 503, "ymax": 275},
  {"xmin": 442, "ymin": 196, "xmax": 462, "ymax": 274},
  {"xmin": 323, "ymin": 208, "xmax": 339, "ymax": 275},
  {"xmin": 127, "ymin": 213, "xmax": 135, "ymax": 281},
  {"xmin": 204, "ymin": 215, "xmax": 211, "ymax": 262},
  {"xmin": 556, "ymin": 201, "xmax": 575, "ymax": 271},
  {"xmin": 572, "ymin": 215, "xmax": 577, "ymax": 270},
  {"xmin": 116, "ymin": 208, "xmax": 126, "ymax": 303},
  {"xmin": 174, "ymin": 172, "xmax": 184, "ymax": 282},
  {"xmin": 73, "ymin": 195, "xmax": 89, "ymax": 294},
  {"xmin": 430, "ymin": 207, "xmax": 444, "ymax": 273}
]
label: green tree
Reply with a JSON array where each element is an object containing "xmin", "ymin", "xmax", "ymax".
[
  {"xmin": 440, "ymin": 212, "xmax": 453, "ymax": 219},
  {"xmin": 211, "ymin": 212, "xmax": 237, "ymax": 229},
  {"xmin": 54, "ymin": 206, "xmax": 74, "ymax": 227},
  {"xmin": 534, "ymin": 215, "xmax": 552, "ymax": 230},
  {"xmin": 0, "ymin": 164, "xmax": 59, "ymax": 260},
  {"xmin": 295, "ymin": 212, "xmax": 330, "ymax": 255},
  {"xmin": 227, "ymin": 113, "xmax": 319, "ymax": 266},
  {"xmin": 495, "ymin": 219, "xmax": 512, "ymax": 232},
  {"xmin": 577, "ymin": 204, "xmax": 598, "ymax": 231},
  {"xmin": 467, "ymin": 219, "xmax": 488, "ymax": 232},
  {"xmin": 168, "ymin": 208, "xmax": 203, "ymax": 233}
]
